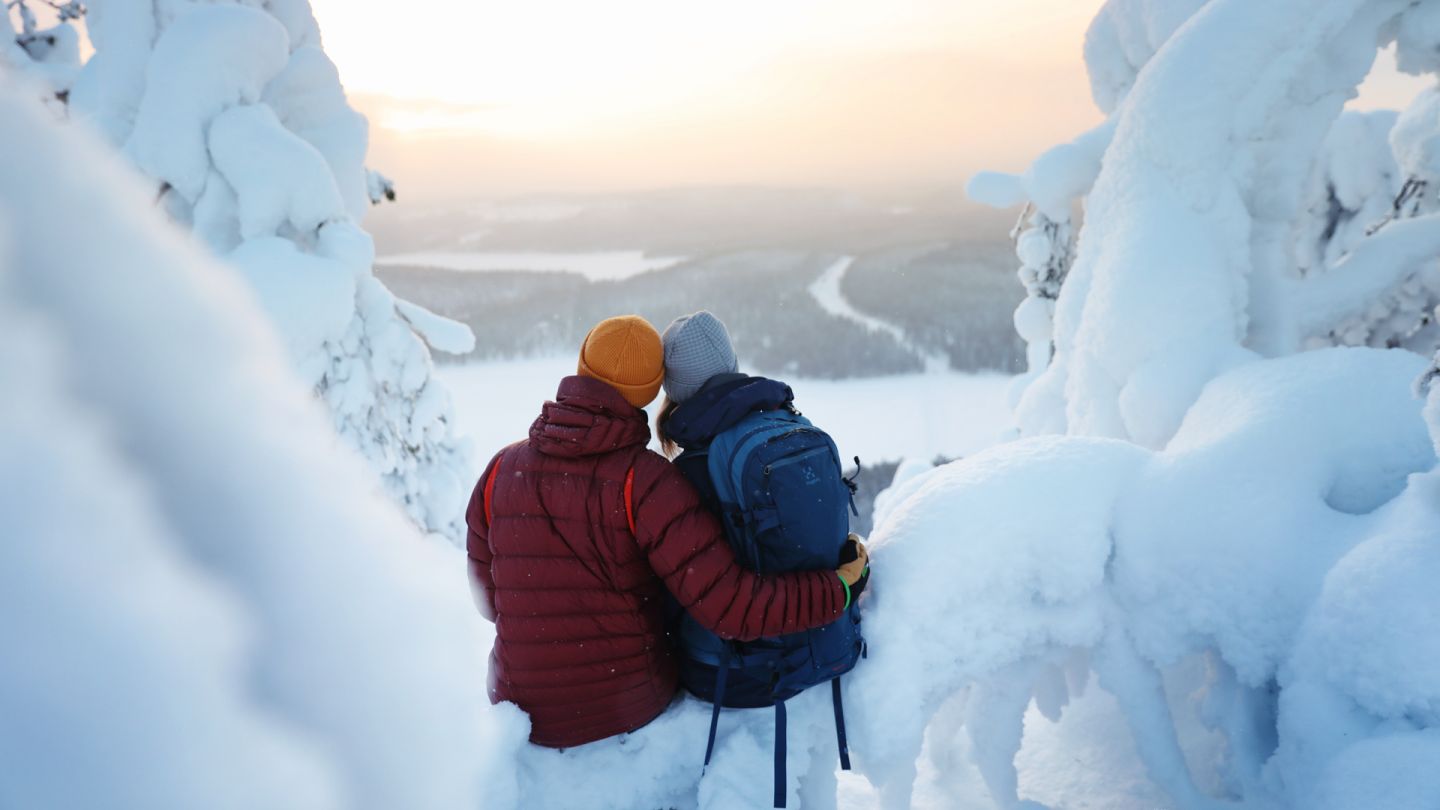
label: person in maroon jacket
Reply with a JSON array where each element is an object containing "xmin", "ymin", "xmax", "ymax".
[{"xmin": 466, "ymin": 314, "xmax": 868, "ymax": 749}]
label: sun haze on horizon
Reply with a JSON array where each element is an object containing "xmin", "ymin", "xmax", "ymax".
[{"xmin": 307, "ymin": 0, "xmax": 1434, "ymax": 203}]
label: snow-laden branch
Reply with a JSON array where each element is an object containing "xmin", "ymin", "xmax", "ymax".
[
  {"xmin": 124, "ymin": 6, "xmax": 290, "ymax": 202},
  {"xmin": 967, "ymin": 121, "xmax": 1114, "ymax": 220},
  {"xmin": 1294, "ymin": 211, "xmax": 1440, "ymax": 339},
  {"xmin": 395, "ymin": 299, "xmax": 476, "ymax": 355},
  {"xmin": 209, "ymin": 102, "xmax": 347, "ymax": 239},
  {"xmin": 968, "ymin": 121, "xmax": 1117, "ymax": 397}
]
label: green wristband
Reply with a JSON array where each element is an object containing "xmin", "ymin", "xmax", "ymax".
[{"xmin": 840, "ymin": 574, "xmax": 852, "ymax": 610}]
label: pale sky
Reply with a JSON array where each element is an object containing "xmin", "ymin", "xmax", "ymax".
[{"xmin": 304, "ymin": 0, "xmax": 1434, "ymax": 202}]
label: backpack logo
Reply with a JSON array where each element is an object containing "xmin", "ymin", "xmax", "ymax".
[{"xmin": 802, "ymin": 464, "xmax": 819, "ymax": 485}]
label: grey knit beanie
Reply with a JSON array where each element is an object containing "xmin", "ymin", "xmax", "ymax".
[{"xmin": 661, "ymin": 311, "xmax": 739, "ymax": 403}]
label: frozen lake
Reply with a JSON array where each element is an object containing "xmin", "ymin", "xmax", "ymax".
[{"xmin": 375, "ymin": 250, "xmax": 686, "ymax": 281}]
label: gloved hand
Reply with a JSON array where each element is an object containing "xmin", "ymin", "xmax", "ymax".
[{"xmin": 837, "ymin": 534, "xmax": 870, "ymax": 604}]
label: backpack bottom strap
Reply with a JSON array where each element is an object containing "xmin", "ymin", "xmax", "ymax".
[
  {"xmin": 773, "ymin": 700, "xmax": 787, "ymax": 808},
  {"xmin": 832, "ymin": 676, "xmax": 851, "ymax": 771},
  {"xmin": 702, "ymin": 645, "xmax": 733, "ymax": 768}
]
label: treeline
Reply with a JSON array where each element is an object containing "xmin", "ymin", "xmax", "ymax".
[
  {"xmin": 380, "ymin": 244, "xmax": 1025, "ymax": 378},
  {"xmin": 843, "ymin": 242, "xmax": 1026, "ymax": 373}
]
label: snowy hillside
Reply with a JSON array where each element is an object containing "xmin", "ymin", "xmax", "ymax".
[
  {"xmin": 6, "ymin": 0, "xmax": 1440, "ymax": 808},
  {"xmin": 381, "ymin": 243, "xmax": 1025, "ymax": 377}
]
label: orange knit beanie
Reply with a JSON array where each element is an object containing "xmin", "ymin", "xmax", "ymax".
[{"xmin": 577, "ymin": 315, "xmax": 665, "ymax": 408}]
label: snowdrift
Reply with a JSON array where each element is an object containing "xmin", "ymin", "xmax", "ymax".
[
  {"xmin": 954, "ymin": 0, "xmax": 1440, "ymax": 801},
  {"xmin": 0, "ymin": 78, "xmax": 527, "ymax": 810},
  {"xmin": 8, "ymin": 0, "xmax": 1440, "ymax": 807},
  {"xmin": 847, "ymin": 347, "xmax": 1436, "ymax": 810}
]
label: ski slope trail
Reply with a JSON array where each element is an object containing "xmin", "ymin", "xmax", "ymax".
[{"xmin": 808, "ymin": 256, "xmax": 949, "ymax": 372}]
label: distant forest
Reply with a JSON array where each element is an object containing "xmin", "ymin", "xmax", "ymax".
[{"xmin": 380, "ymin": 241, "xmax": 1026, "ymax": 379}]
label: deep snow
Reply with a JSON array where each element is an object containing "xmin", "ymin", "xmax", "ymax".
[
  {"xmin": 0, "ymin": 75, "xmax": 515, "ymax": 810},
  {"xmin": 8, "ymin": 0, "xmax": 1440, "ymax": 807}
]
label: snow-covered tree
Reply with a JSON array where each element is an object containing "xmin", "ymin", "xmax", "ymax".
[
  {"xmin": 972, "ymin": 0, "xmax": 1440, "ymax": 447},
  {"xmin": 28, "ymin": 0, "xmax": 475, "ymax": 541},
  {"xmin": 3, "ymin": 0, "xmax": 83, "ymax": 108},
  {"xmin": 838, "ymin": 3, "xmax": 1440, "ymax": 809},
  {"xmin": 968, "ymin": 122, "xmax": 1112, "ymax": 395}
]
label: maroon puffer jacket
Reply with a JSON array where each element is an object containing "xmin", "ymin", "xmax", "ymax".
[{"xmin": 466, "ymin": 375, "xmax": 846, "ymax": 748}]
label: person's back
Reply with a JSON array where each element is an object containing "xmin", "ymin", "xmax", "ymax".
[
  {"xmin": 654, "ymin": 311, "xmax": 871, "ymax": 806},
  {"xmin": 465, "ymin": 315, "xmax": 862, "ymax": 749}
]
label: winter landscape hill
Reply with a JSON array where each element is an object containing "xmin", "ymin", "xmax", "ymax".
[
  {"xmin": 6, "ymin": 1, "xmax": 1440, "ymax": 809},
  {"xmin": 372, "ymin": 188, "xmax": 1028, "ymax": 377}
]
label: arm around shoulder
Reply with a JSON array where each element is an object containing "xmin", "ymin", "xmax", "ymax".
[{"xmin": 629, "ymin": 454, "xmax": 846, "ymax": 641}]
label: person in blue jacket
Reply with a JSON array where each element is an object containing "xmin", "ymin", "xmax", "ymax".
[
  {"xmin": 653, "ymin": 310, "xmax": 869, "ymax": 588},
  {"xmin": 653, "ymin": 310, "xmax": 871, "ymax": 808}
]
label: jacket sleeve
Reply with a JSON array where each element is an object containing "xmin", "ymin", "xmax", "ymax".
[
  {"xmin": 630, "ymin": 454, "xmax": 846, "ymax": 641},
  {"xmin": 464, "ymin": 452, "xmax": 501, "ymax": 622}
]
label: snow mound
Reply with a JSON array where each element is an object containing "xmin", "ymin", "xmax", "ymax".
[
  {"xmin": 0, "ymin": 266, "xmax": 338, "ymax": 810},
  {"xmin": 1295, "ymin": 499, "xmax": 1440, "ymax": 722},
  {"xmin": 0, "ymin": 75, "xmax": 526, "ymax": 810},
  {"xmin": 852, "ymin": 436, "xmax": 1150, "ymax": 809},
  {"xmin": 850, "ymin": 347, "xmax": 1435, "ymax": 809},
  {"xmin": 1116, "ymin": 348, "xmax": 1432, "ymax": 686},
  {"xmin": 1312, "ymin": 730, "xmax": 1440, "ymax": 810},
  {"xmin": 1272, "ymin": 459, "xmax": 1440, "ymax": 806}
]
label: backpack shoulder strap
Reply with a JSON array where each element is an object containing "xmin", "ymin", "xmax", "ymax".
[
  {"xmin": 483, "ymin": 451, "xmax": 504, "ymax": 525},
  {"xmin": 705, "ymin": 410, "xmax": 785, "ymax": 506},
  {"xmin": 624, "ymin": 466, "xmax": 637, "ymax": 535}
]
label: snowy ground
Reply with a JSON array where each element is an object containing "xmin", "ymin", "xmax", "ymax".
[
  {"xmin": 440, "ymin": 355, "xmax": 1016, "ymax": 477},
  {"xmin": 375, "ymin": 250, "xmax": 685, "ymax": 280}
]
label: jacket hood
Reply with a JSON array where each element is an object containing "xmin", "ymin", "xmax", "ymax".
[
  {"xmin": 530, "ymin": 375, "xmax": 652, "ymax": 458},
  {"xmin": 665, "ymin": 374, "xmax": 793, "ymax": 450}
]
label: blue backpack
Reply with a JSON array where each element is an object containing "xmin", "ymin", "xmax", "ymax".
[{"xmin": 674, "ymin": 405, "xmax": 865, "ymax": 808}]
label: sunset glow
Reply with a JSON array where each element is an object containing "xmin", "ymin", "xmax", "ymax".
[
  {"xmin": 302, "ymin": 0, "xmax": 1436, "ymax": 200},
  {"xmin": 309, "ymin": 1, "xmax": 1100, "ymax": 136}
]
